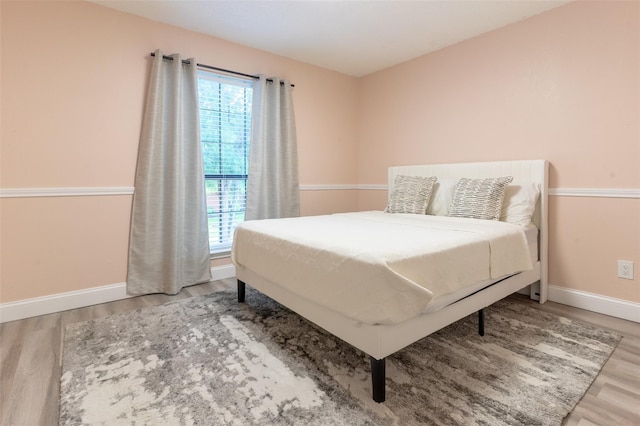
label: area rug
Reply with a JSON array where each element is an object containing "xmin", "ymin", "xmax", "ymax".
[{"xmin": 60, "ymin": 289, "xmax": 620, "ymax": 425}]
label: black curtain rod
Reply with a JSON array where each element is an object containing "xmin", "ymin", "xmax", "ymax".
[{"xmin": 150, "ymin": 52, "xmax": 294, "ymax": 87}]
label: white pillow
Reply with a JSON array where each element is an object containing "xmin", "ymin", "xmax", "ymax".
[
  {"xmin": 426, "ymin": 178, "xmax": 458, "ymax": 216},
  {"xmin": 500, "ymin": 184, "xmax": 541, "ymax": 226}
]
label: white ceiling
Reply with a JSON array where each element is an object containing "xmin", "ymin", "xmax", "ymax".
[{"xmin": 91, "ymin": 0, "xmax": 571, "ymax": 77}]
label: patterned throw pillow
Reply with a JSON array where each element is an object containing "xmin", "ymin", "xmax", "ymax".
[
  {"xmin": 447, "ymin": 176, "xmax": 514, "ymax": 220},
  {"xmin": 385, "ymin": 175, "xmax": 438, "ymax": 214}
]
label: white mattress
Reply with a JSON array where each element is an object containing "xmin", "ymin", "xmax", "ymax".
[
  {"xmin": 232, "ymin": 211, "xmax": 534, "ymax": 325},
  {"xmin": 421, "ymin": 224, "xmax": 538, "ymax": 313}
]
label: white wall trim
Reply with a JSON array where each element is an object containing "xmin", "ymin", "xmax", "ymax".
[
  {"xmin": 548, "ymin": 284, "xmax": 640, "ymax": 323},
  {"xmin": 210, "ymin": 263, "xmax": 236, "ymax": 281},
  {"xmin": 0, "ymin": 264, "xmax": 236, "ymax": 323},
  {"xmin": 0, "ymin": 282, "xmax": 130, "ymax": 323},
  {"xmin": 356, "ymin": 184, "xmax": 388, "ymax": 190},
  {"xmin": 0, "ymin": 187, "xmax": 135, "ymax": 198},
  {"xmin": 300, "ymin": 184, "xmax": 359, "ymax": 191},
  {"xmin": 301, "ymin": 185, "xmax": 640, "ymax": 197},
  {"xmin": 549, "ymin": 188, "xmax": 640, "ymax": 199},
  {"xmin": 3, "ymin": 186, "xmax": 638, "ymax": 198},
  {"xmin": 3, "ymin": 267, "xmax": 637, "ymax": 324},
  {"xmin": 300, "ymin": 184, "xmax": 387, "ymax": 191}
]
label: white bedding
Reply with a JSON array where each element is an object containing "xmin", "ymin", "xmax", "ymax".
[
  {"xmin": 232, "ymin": 211, "xmax": 533, "ymax": 326},
  {"xmin": 421, "ymin": 224, "xmax": 538, "ymax": 313}
]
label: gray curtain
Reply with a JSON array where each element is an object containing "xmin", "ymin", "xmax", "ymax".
[
  {"xmin": 245, "ymin": 76, "xmax": 300, "ymax": 220},
  {"xmin": 127, "ymin": 50, "xmax": 211, "ymax": 295}
]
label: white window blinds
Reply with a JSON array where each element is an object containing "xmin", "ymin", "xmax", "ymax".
[{"xmin": 198, "ymin": 71, "xmax": 253, "ymax": 254}]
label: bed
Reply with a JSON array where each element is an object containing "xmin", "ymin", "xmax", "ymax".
[{"xmin": 232, "ymin": 160, "xmax": 549, "ymax": 402}]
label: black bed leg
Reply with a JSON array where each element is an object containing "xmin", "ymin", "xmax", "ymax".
[
  {"xmin": 478, "ymin": 309, "xmax": 485, "ymax": 336},
  {"xmin": 238, "ymin": 280, "xmax": 246, "ymax": 303},
  {"xmin": 370, "ymin": 357, "xmax": 386, "ymax": 403}
]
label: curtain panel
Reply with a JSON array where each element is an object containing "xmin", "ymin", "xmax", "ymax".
[
  {"xmin": 245, "ymin": 76, "xmax": 300, "ymax": 221},
  {"xmin": 127, "ymin": 50, "xmax": 211, "ymax": 295}
]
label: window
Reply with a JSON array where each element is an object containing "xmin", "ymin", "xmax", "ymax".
[{"xmin": 198, "ymin": 71, "xmax": 253, "ymax": 254}]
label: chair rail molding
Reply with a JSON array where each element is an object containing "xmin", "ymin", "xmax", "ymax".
[
  {"xmin": 549, "ymin": 188, "xmax": 640, "ymax": 199},
  {"xmin": 0, "ymin": 187, "xmax": 135, "ymax": 198},
  {"xmin": 2, "ymin": 186, "xmax": 638, "ymax": 198}
]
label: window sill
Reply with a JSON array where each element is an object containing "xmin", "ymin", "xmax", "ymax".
[{"xmin": 210, "ymin": 251, "xmax": 231, "ymax": 260}]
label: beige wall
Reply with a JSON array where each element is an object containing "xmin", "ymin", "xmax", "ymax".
[
  {"xmin": 356, "ymin": 0, "xmax": 639, "ymax": 302},
  {"xmin": 0, "ymin": 1, "xmax": 359, "ymax": 302},
  {"xmin": 1, "ymin": 1, "xmax": 638, "ymax": 307}
]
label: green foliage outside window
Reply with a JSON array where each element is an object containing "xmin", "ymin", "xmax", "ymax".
[{"xmin": 198, "ymin": 73, "xmax": 252, "ymax": 253}]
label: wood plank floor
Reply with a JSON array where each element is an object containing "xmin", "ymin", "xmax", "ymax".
[{"xmin": 1, "ymin": 279, "xmax": 638, "ymax": 425}]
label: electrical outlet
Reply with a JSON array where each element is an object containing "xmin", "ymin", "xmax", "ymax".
[{"xmin": 617, "ymin": 260, "xmax": 634, "ymax": 280}]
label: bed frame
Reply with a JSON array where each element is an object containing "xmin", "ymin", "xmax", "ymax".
[{"xmin": 235, "ymin": 160, "xmax": 549, "ymax": 403}]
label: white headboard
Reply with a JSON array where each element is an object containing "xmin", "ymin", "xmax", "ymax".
[{"xmin": 388, "ymin": 160, "xmax": 549, "ymax": 301}]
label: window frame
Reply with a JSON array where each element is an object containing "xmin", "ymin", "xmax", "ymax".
[{"xmin": 197, "ymin": 70, "xmax": 253, "ymax": 256}]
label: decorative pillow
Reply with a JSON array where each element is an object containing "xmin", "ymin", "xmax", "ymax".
[
  {"xmin": 500, "ymin": 184, "xmax": 541, "ymax": 226},
  {"xmin": 385, "ymin": 175, "xmax": 437, "ymax": 214},
  {"xmin": 426, "ymin": 178, "xmax": 458, "ymax": 216},
  {"xmin": 447, "ymin": 176, "xmax": 514, "ymax": 220}
]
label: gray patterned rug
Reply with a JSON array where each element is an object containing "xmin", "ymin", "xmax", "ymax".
[{"xmin": 60, "ymin": 289, "xmax": 620, "ymax": 425}]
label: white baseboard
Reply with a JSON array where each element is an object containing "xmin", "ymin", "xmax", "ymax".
[
  {"xmin": 3, "ymin": 270, "xmax": 638, "ymax": 324},
  {"xmin": 0, "ymin": 264, "xmax": 236, "ymax": 323},
  {"xmin": 548, "ymin": 284, "xmax": 640, "ymax": 323},
  {"xmin": 209, "ymin": 264, "xmax": 236, "ymax": 282}
]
